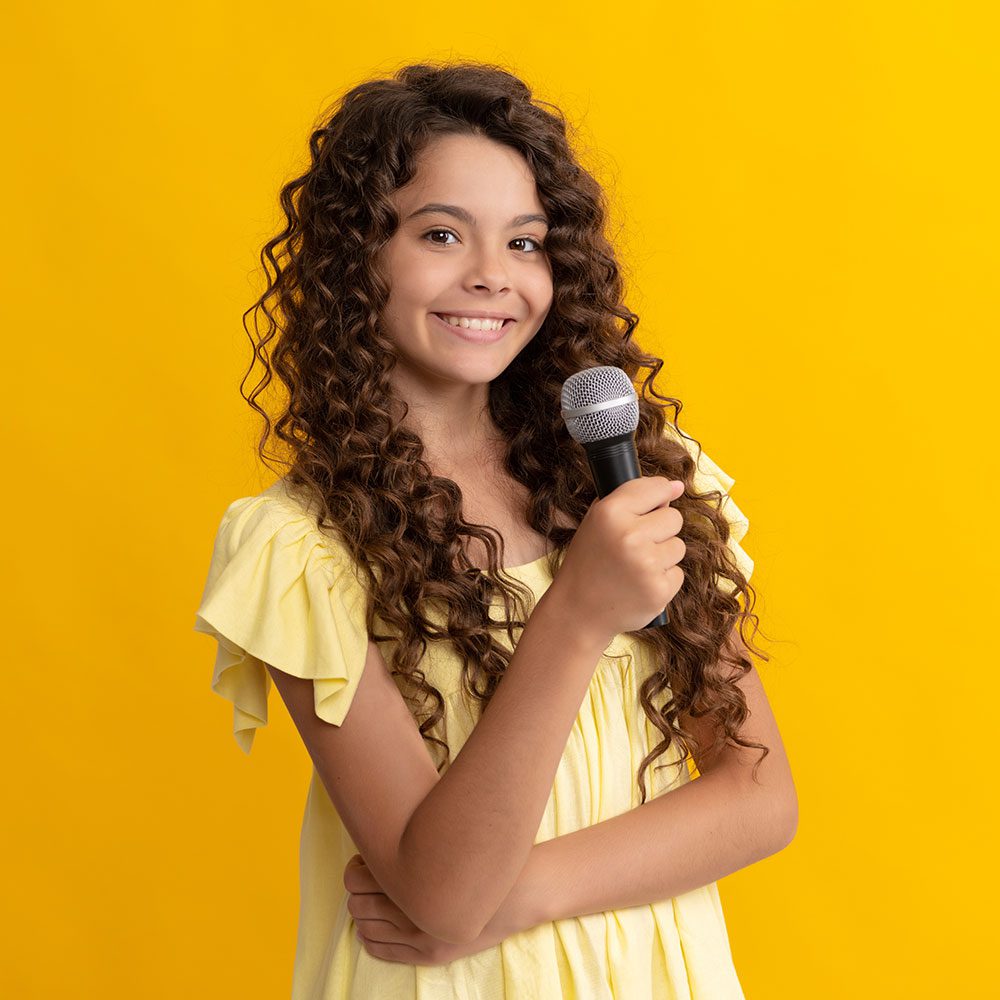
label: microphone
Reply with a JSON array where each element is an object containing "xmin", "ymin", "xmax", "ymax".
[{"xmin": 560, "ymin": 365, "xmax": 669, "ymax": 629}]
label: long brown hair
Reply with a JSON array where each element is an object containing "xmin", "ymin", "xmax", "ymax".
[{"xmin": 240, "ymin": 60, "xmax": 771, "ymax": 804}]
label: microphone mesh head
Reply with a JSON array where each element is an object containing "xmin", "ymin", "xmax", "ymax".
[{"xmin": 560, "ymin": 366, "xmax": 639, "ymax": 444}]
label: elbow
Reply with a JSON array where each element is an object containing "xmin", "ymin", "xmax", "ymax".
[
  {"xmin": 784, "ymin": 798, "xmax": 799, "ymax": 845},
  {"xmin": 425, "ymin": 890, "xmax": 491, "ymax": 945},
  {"xmin": 401, "ymin": 874, "xmax": 485, "ymax": 946},
  {"xmin": 768, "ymin": 760, "xmax": 799, "ymax": 850},
  {"xmin": 431, "ymin": 919, "xmax": 482, "ymax": 946},
  {"xmin": 413, "ymin": 901, "xmax": 483, "ymax": 946},
  {"xmin": 772, "ymin": 792, "xmax": 799, "ymax": 849},
  {"xmin": 436, "ymin": 895, "xmax": 498, "ymax": 945},
  {"xmin": 393, "ymin": 838, "xmax": 484, "ymax": 945}
]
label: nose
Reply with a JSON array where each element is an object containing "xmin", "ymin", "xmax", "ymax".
[{"xmin": 465, "ymin": 242, "xmax": 512, "ymax": 293}]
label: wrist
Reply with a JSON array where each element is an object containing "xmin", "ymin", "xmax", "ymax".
[{"xmin": 536, "ymin": 583, "xmax": 614, "ymax": 657}]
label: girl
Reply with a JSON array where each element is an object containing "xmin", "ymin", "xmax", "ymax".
[{"xmin": 194, "ymin": 60, "xmax": 797, "ymax": 999}]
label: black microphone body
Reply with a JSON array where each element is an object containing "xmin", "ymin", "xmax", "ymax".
[
  {"xmin": 583, "ymin": 431, "xmax": 642, "ymax": 499},
  {"xmin": 582, "ymin": 432, "xmax": 670, "ymax": 629}
]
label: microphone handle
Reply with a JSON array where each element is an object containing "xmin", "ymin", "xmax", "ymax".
[{"xmin": 583, "ymin": 433, "xmax": 670, "ymax": 629}]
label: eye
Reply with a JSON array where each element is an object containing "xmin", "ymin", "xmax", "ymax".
[
  {"xmin": 423, "ymin": 228, "xmax": 459, "ymax": 246},
  {"xmin": 511, "ymin": 236, "xmax": 545, "ymax": 253},
  {"xmin": 421, "ymin": 229, "xmax": 546, "ymax": 253}
]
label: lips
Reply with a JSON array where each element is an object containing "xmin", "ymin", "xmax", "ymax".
[
  {"xmin": 430, "ymin": 313, "xmax": 514, "ymax": 343},
  {"xmin": 432, "ymin": 313, "xmax": 514, "ymax": 329}
]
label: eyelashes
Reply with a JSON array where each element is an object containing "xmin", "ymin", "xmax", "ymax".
[{"xmin": 421, "ymin": 228, "xmax": 545, "ymax": 253}]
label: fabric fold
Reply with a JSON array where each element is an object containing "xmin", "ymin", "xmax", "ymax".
[
  {"xmin": 193, "ymin": 488, "xmax": 370, "ymax": 753},
  {"xmin": 665, "ymin": 427, "xmax": 755, "ymax": 593}
]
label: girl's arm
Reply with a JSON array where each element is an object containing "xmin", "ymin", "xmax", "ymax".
[
  {"xmin": 347, "ymin": 663, "xmax": 795, "ymax": 955},
  {"xmin": 489, "ymin": 758, "xmax": 796, "ymax": 936},
  {"xmin": 484, "ymin": 661, "xmax": 798, "ymax": 935},
  {"xmin": 349, "ymin": 760, "xmax": 793, "ymax": 961}
]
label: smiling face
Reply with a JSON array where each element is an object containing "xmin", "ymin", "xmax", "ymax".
[{"xmin": 376, "ymin": 133, "xmax": 554, "ymax": 442}]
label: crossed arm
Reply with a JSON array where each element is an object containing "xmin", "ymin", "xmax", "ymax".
[
  {"xmin": 341, "ymin": 633, "xmax": 797, "ymax": 948},
  {"xmin": 487, "ymin": 755, "xmax": 796, "ymax": 937},
  {"xmin": 480, "ymin": 660, "xmax": 798, "ymax": 937}
]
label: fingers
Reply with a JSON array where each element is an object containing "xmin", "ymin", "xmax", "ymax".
[
  {"xmin": 343, "ymin": 856, "xmax": 379, "ymax": 893},
  {"xmin": 349, "ymin": 889, "xmax": 402, "ymax": 925},
  {"xmin": 611, "ymin": 476, "xmax": 685, "ymax": 514},
  {"xmin": 649, "ymin": 505, "xmax": 685, "ymax": 545}
]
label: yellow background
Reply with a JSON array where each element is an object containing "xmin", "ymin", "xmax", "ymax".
[{"xmin": 4, "ymin": 2, "xmax": 996, "ymax": 996}]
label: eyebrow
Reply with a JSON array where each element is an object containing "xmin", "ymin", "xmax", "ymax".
[{"xmin": 405, "ymin": 202, "xmax": 550, "ymax": 229}]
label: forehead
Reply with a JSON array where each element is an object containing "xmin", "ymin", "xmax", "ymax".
[{"xmin": 395, "ymin": 134, "xmax": 545, "ymax": 214}]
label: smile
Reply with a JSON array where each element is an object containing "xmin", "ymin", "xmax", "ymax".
[{"xmin": 430, "ymin": 312, "xmax": 515, "ymax": 343}]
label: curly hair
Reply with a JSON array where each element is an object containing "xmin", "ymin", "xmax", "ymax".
[{"xmin": 239, "ymin": 59, "xmax": 771, "ymax": 804}]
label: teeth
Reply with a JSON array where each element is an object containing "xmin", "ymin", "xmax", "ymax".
[{"xmin": 437, "ymin": 314, "xmax": 507, "ymax": 331}]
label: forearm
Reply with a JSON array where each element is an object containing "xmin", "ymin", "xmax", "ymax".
[
  {"xmin": 486, "ymin": 765, "xmax": 794, "ymax": 934},
  {"xmin": 399, "ymin": 585, "xmax": 610, "ymax": 944}
]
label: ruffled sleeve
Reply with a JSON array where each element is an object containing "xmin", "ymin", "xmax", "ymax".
[
  {"xmin": 192, "ymin": 488, "xmax": 370, "ymax": 754},
  {"xmin": 665, "ymin": 426, "xmax": 755, "ymax": 594}
]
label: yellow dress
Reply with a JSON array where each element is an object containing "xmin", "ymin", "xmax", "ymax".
[{"xmin": 193, "ymin": 438, "xmax": 754, "ymax": 1000}]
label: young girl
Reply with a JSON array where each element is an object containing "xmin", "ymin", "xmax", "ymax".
[{"xmin": 194, "ymin": 61, "xmax": 797, "ymax": 999}]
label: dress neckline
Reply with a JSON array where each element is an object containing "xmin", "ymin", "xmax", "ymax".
[
  {"xmin": 503, "ymin": 552, "xmax": 549, "ymax": 573},
  {"xmin": 479, "ymin": 552, "xmax": 550, "ymax": 573}
]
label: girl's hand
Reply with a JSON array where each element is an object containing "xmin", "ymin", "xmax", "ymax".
[
  {"xmin": 344, "ymin": 854, "xmax": 522, "ymax": 966},
  {"xmin": 552, "ymin": 476, "xmax": 686, "ymax": 640}
]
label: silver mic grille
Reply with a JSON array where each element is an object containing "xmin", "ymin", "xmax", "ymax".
[{"xmin": 560, "ymin": 366, "xmax": 639, "ymax": 444}]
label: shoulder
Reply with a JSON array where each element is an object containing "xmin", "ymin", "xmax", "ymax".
[
  {"xmin": 194, "ymin": 478, "xmax": 371, "ymax": 753},
  {"xmin": 209, "ymin": 478, "xmax": 356, "ymax": 577}
]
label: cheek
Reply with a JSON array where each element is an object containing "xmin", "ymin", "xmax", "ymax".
[
  {"xmin": 530, "ymin": 286, "xmax": 554, "ymax": 325},
  {"xmin": 529, "ymin": 271, "xmax": 554, "ymax": 309},
  {"xmin": 391, "ymin": 259, "xmax": 454, "ymax": 307}
]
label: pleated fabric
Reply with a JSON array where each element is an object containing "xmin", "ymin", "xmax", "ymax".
[{"xmin": 193, "ymin": 429, "xmax": 752, "ymax": 999}]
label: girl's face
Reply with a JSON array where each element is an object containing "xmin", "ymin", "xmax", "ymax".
[{"xmin": 378, "ymin": 133, "xmax": 554, "ymax": 399}]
